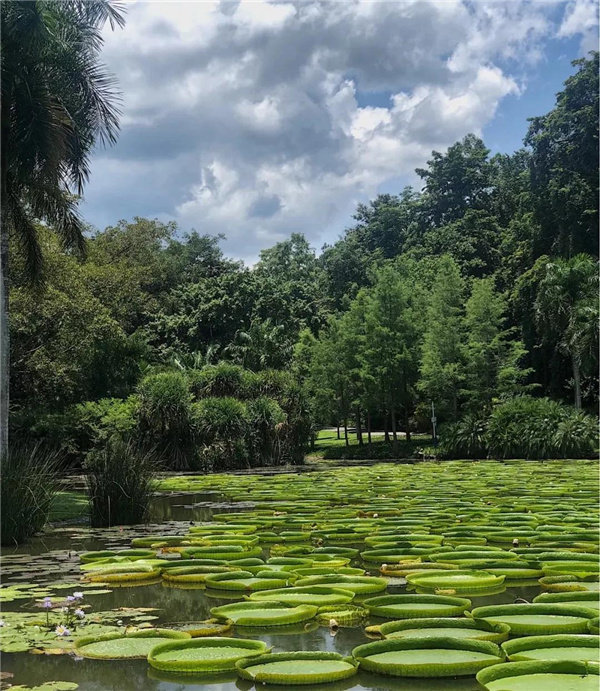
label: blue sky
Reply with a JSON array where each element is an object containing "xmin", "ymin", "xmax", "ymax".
[{"xmin": 82, "ymin": 1, "xmax": 598, "ymax": 261}]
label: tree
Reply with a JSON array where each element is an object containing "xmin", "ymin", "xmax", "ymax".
[
  {"xmin": 361, "ymin": 263, "xmax": 421, "ymax": 444},
  {"xmin": 535, "ymin": 254, "xmax": 598, "ymax": 409},
  {"xmin": 418, "ymin": 256, "xmax": 465, "ymax": 421},
  {"xmin": 462, "ymin": 278, "xmax": 533, "ymax": 412},
  {"xmin": 1, "ymin": 0, "xmax": 125, "ymax": 455},
  {"xmin": 525, "ymin": 53, "xmax": 599, "ymax": 258},
  {"xmin": 416, "ymin": 134, "xmax": 493, "ymax": 227}
]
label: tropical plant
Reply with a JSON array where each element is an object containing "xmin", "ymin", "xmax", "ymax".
[
  {"xmin": 439, "ymin": 414, "xmax": 487, "ymax": 459},
  {"xmin": 1, "ymin": 0, "xmax": 125, "ymax": 457},
  {"xmin": 137, "ymin": 372, "xmax": 195, "ymax": 469},
  {"xmin": 85, "ymin": 438, "xmax": 156, "ymax": 527},
  {"xmin": 246, "ymin": 397, "xmax": 286, "ymax": 466},
  {"xmin": 535, "ymin": 254, "xmax": 599, "ymax": 408},
  {"xmin": 188, "ymin": 362, "xmax": 250, "ymax": 399},
  {"xmin": 194, "ymin": 397, "xmax": 250, "ymax": 469},
  {"xmin": 0, "ymin": 444, "xmax": 61, "ymax": 544}
]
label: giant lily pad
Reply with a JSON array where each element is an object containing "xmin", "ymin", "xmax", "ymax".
[
  {"xmin": 501, "ymin": 634, "xmax": 600, "ymax": 662},
  {"xmin": 406, "ymin": 570, "xmax": 505, "ymax": 592},
  {"xmin": 373, "ymin": 617, "xmax": 510, "ymax": 643},
  {"xmin": 74, "ymin": 629, "xmax": 189, "ymax": 659},
  {"xmin": 294, "ymin": 574, "xmax": 388, "ymax": 594},
  {"xmin": 147, "ymin": 636, "xmax": 270, "ymax": 673},
  {"xmin": 249, "ymin": 586, "xmax": 355, "ymax": 606},
  {"xmin": 470, "ymin": 604, "xmax": 598, "ymax": 635},
  {"xmin": 235, "ymin": 652, "xmax": 358, "ymax": 684},
  {"xmin": 352, "ymin": 637, "xmax": 504, "ymax": 677},
  {"xmin": 363, "ymin": 594, "xmax": 471, "ymax": 619},
  {"xmin": 210, "ymin": 601, "xmax": 317, "ymax": 626},
  {"xmin": 476, "ymin": 660, "xmax": 600, "ymax": 690}
]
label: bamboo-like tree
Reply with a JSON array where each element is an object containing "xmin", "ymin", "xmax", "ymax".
[{"xmin": 1, "ymin": 0, "xmax": 125, "ymax": 456}]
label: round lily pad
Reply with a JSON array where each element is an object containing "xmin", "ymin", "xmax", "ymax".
[
  {"xmin": 294, "ymin": 574, "xmax": 388, "ymax": 595},
  {"xmin": 352, "ymin": 636, "xmax": 503, "ymax": 677},
  {"xmin": 470, "ymin": 604, "xmax": 598, "ymax": 635},
  {"xmin": 204, "ymin": 570, "xmax": 292, "ymax": 591},
  {"xmin": 476, "ymin": 660, "xmax": 600, "ymax": 690},
  {"xmin": 533, "ymin": 592, "xmax": 600, "ymax": 610},
  {"xmin": 316, "ymin": 605, "xmax": 368, "ymax": 626},
  {"xmin": 147, "ymin": 636, "xmax": 270, "ymax": 673},
  {"xmin": 235, "ymin": 651, "xmax": 358, "ymax": 684},
  {"xmin": 162, "ymin": 565, "xmax": 232, "ymax": 583},
  {"xmin": 210, "ymin": 601, "xmax": 318, "ymax": 627},
  {"xmin": 376, "ymin": 617, "xmax": 510, "ymax": 643},
  {"xmin": 406, "ymin": 570, "xmax": 505, "ymax": 592},
  {"xmin": 249, "ymin": 586, "xmax": 355, "ymax": 606},
  {"xmin": 501, "ymin": 634, "xmax": 600, "ymax": 662},
  {"xmin": 74, "ymin": 629, "xmax": 189, "ymax": 659},
  {"xmin": 161, "ymin": 620, "xmax": 233, "ymax": 636},
  {"xmin": 363, "ymin": 594, "xmax": 471, "ymax": 619}
]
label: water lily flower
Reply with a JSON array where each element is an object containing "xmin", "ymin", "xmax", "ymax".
[
  {"xmin": 42, "ymin": 597, "xmax": 53, "ymax": 609},
  {"xmin": 74, "ymin": 609, "xmax": 85, "ymax": 619},
  {"xmin": 61, "ymin": 607, "xmax": 69, "ymax": 614},
  {"xmin": 55, "ymin": 625, "xmax": 71, "ymax": 637},
  {"xmin": 66, "ymin": 595, "xmax": 75, "ymax": 603},
  {"xmin": 0, "ymin": 620, "xmax": 5, "ymax": 627},
  {"xmin": 73, "ymin": 592, "xmax": 84, "ymax": 600}
]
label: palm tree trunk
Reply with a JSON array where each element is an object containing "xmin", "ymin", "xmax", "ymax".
[{"xmin": 572, "ymin": 356, "xmax": 582, "ymax": 409}]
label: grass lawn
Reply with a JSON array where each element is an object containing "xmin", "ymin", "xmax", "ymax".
[
  {"xmin": 309, "ymin": 428, "xmax": 432, "ymax": 461},
  {"xmin": 48, "ymin": 490, "xmax": 89, "ymax": 523}
]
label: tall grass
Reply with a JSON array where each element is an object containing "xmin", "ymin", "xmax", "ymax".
[
  {"xmin": 0, "ymin": 445, "xmax": 61, "ymax": 545},
  {"xmin": 85, "ymin": 438, "xmax": 156, "ymax": 527}
]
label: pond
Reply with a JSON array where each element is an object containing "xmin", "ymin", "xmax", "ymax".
[{"xmin": 1, "ymin": 460, "xmax": 598, "ymax": 691}]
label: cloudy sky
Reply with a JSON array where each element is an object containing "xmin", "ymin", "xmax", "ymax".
[{"xmin": 81, "ymin": 0, "xmax": 598, "ymax": 261}]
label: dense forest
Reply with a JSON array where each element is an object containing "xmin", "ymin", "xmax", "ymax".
[{"xmin": 9, "ymin": 53, "xmax": 599, "ymax": 468}]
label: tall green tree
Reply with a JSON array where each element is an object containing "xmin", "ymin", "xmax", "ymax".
[
  {"xmin": 1, "ymin": 0, "xmax": 125, "ymax": 454},
  {"xmin": 525, "ymin": 53, "xmax": 599, "ymax": 258},
  {"xmin": 418, "ymin": 256, "xmax": 465, "ymax": 421},
  {"xmin": 462, "ymin": 278, "xmax": 533, "ymax": 412},
  {"xmin": 535, "ymin": 254, "xmax": 598, "ymax": 409}
]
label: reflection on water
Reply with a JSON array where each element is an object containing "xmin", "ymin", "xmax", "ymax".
[{"xmin": 1, "ymin": 491, "xmax": 539, "ymax": 690}]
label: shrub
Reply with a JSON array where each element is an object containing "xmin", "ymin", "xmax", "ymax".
[
  {"xmin": 85, "ymin": 438, "xmax": 156, "ymax": 527},
  {"xmin": 1, "ymin": 445, "xmax": 61, "ymax": 545},
  {"xmin": 439, "ymin": 414, "xmax": 487, "ymax": 459},
  {"xmin": 137, "ymin": 372, "xmax": 195, "ymax": 469},
  {"xmin": 188, "ymin": 363, "xmax": 251, "ymax": 399},
  {"xmin": 193, "ymin": 397, "xmax": 249, "ymax": 469},
  {"xmin": 247, "ymin": 397, "xmax": 286, "ymax": 466},
  {"xmin": 486, "ymin": 396, "xmax": 596, "ymax": 459}
]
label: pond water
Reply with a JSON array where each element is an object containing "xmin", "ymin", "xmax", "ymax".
[{"xmin": 1, "ymin": 461, "xmax": 597, "ymax": 690}]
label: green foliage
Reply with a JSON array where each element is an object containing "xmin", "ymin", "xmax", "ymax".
[
  {"xmin": 246, "ymin": 397, "xmax": 286, "ymax": 466},
  {"xmin": 188, "ymin": 363, "xmax": 250, "ymax": 399},
  {"xmin": 0, "ymin": 445, "xmax": 61, "ymax": 544},
  {"xmin": 137, "ymin": 372, "xmax": 195, "ymax": 469},
  {"xmin": 439, "ymin": 415, "xmax": 487, "ymax": 460},
  {"xmin": 486, "ymin": 397, "xmax": 596, "ymax": 459},
  {"xmin": 85, "ymin": 438, "xmax": 156, "ymax": 527}
]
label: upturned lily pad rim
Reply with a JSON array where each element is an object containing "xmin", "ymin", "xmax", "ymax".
[
  {"xmin": 235, "ymin": 651, "xmax": 359, "ymax": 684},
  {"xmin": 363, "ymin": 594, "xmax": 471, "ymax": 618},
  {"xmin": 377, "ymin": 617, "xmax": 510, "ymax": 643},
  {"xmin": 406, "ymin": 570, "xmax": 505, "ymax": 591},
  {"xmin": 351, "ymin": 636, "xmax": 504, "ymax": 678},
  {"xmin": 74, "ymin": 629, "xmax": 190, "ymax": 659},
  {"xmin": 501, "ymin": 634, "xmax": 600, "ymax": 661},
  {"xmin": 210, "ymin": 601, "xmax": 318, "ymax": 626},
  {"xmin": 248, "ymin": 585, "xmax": 356, "ymax": 605},
  {"xmin": 147, "ymin": 636, "xmax": 270, "ymax": 673},
  {"xmin": 476, "ymin": 659, "xmax": 600, "ymax": 689}
]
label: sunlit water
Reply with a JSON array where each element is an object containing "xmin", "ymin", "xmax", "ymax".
[{"xmin": 0, "ymin": 491, "xmax": 544, "ymax": 690}]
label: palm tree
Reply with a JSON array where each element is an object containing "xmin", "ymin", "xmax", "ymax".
[
  {"xmin": 535, "ymin": 254, "xmax": 599, "ymax": 408},
  {"xmin": 1, "ymin": 1, "xmax": 125, "ymax": 456}
]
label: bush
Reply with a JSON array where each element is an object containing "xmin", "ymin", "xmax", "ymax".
[
  {"xmin": 486, "ymin": 397, "xmax": 597, "ymax": 459},
  {"xmin": 439, "ymin": 414, "xmax": 487, "ymax": 459},
  {"xmin": 247, "ymin": 397, "xmax": 286, "ymax": 466},
  {"xmin": 85, "ymin": 438, "xmax": 156, "ymax": 528},
  {"xmin": 1, "ymin": 445, "xmax": 61, "ymax": 545},
  {"xmin": 188, "ymin": 363, "xmax": 251, "ymax": 399},
  {"xmin": 193, "ymin": 397, "xmax": 249, "ymax": 469},
  {"xmin": 137, "ymin": 372, "xmax": 195, "ymax": 469}
]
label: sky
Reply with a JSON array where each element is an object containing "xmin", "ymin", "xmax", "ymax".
[{"xmin": 80, "ymin": 0, "xmax": 599, "ymax": 262}]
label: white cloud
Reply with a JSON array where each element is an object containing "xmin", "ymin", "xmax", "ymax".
[
  {"xmin": 558, "ymin": 0, "xmax": 599, "ymax": 52},
  {"xmin": 81, "ymin": 0, "xmax": 596, "ymax": 261}
]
